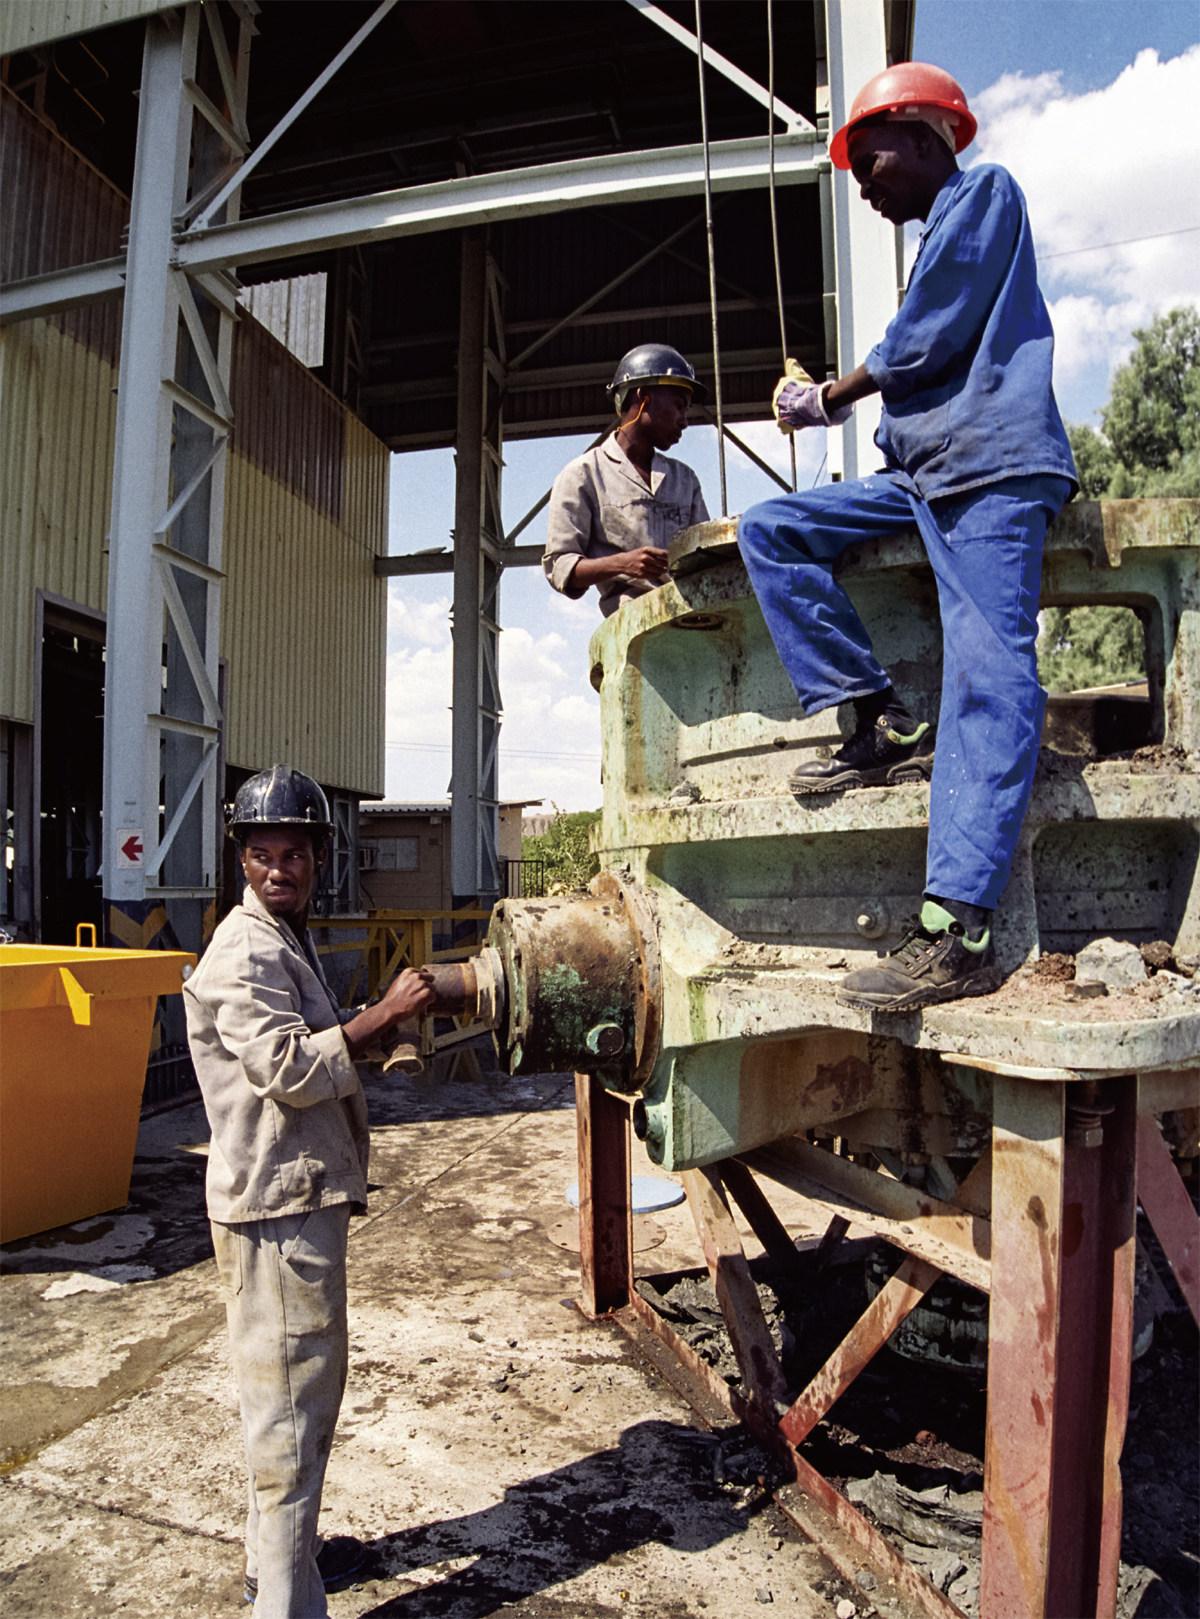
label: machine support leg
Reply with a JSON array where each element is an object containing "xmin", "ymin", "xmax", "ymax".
[
  {"xmin": 1136, "ymin": 1112, "xmax": 1200, "ymax": 1326},
  {"xmin": 983, "ymin": 1077, "xmax": 1137, "ymax": 1619},
  {"xmin": 813, "ymin": 1213, "xmax": 852, "ymax": 1272},
  {"xmin": 721, "ymin": 1158, "xmax": 802, "ymax": 1270},
  {"xmin": 682, "ymin": 1165, "xmax": 790, "ymax": 1415},
  {"xmin": 575, "ymin": 1074, "xmax": 632, "ymax": 1318}
]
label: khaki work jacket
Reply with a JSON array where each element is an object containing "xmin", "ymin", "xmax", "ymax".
[
  {"xmin": 184, "ymin": 886, "xmax": 369, "ymax": 1224},
  {"xmin": 542, "ymin": 439, "xmax": 708, "ymax": 618}
]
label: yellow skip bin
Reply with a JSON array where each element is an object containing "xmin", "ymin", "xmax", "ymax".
[{"xmin": 0, "ymin": 942, "xmax": 195, "ymax": 1242}]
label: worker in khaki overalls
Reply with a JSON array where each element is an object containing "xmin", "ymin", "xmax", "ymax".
[
  {"xmin": 184, "ymin": 766, "xmax": 433, "ymax": 1618},
  {"xmin": 543, "ymin": 342, "xmax": 709, "ymax": 617},
  {"xmin": 738, "ymin": 64, "xmax": 1078, "ymax": 1013}
]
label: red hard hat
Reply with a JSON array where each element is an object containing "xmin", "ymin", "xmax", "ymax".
[{"xmin": 830, "ymin": 61, "xmax": 976, "ymax": 170}]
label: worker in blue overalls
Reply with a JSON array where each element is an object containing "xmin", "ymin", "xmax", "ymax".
[{"xmin": 738, "ymin": 62, "xmax": 1077, "ymax": 1013}]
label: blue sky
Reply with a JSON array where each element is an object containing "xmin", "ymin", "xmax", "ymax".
[{"xmin": 383, "ymin": 2, "xmax": 1200, "ymax": 813}]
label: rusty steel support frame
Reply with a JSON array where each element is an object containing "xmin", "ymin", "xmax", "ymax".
[
  {"xmin": 571, "ymin": 1069, "xmax": 1187, "ymax": 1619},
  {"xmin": 575, "ymin": 1074, "xmax": 633, "ymax": 1319}
]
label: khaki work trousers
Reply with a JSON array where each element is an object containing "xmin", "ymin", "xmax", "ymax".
[{"xmin": 211, "ymin": 1203, "xmax": 351, "ymax": 1619}]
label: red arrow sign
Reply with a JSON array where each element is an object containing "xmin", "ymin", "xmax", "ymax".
[{"xmin": 121, "ymin": 835, "xmax": 143, "ymax": 862}]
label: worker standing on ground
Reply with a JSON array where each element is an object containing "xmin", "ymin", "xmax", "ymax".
[
  {"xmin": 738, "ymin": 62, "xmax": 1077, "ymax": 1012},
  {"xmin": 543, "ymin": 343, "xmax": 709, "ymax": 616},
  {"xmin": 184, "ymin": 765, "xmax": 434, "ymax": 1618}
]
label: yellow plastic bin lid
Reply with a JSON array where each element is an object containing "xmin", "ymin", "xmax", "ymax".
[{"xmin": 0, "ymin": 944, "xmax": 194, "ymax": 1023}]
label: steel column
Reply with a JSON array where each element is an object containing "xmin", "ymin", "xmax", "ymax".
[
  {"xmin": 822, "ymin": 0, "xmax": 900, "ymax": 478},
  {"xmin": 102, "ymin": 3, "xmax": 249, "ymax": 948},
  {"xmin": 982, "ymin": 1077, "xmax": 1137, "ymax": 1619},
  {"xmin": 576, "ymin": 1074, "xmax": 634, "ymax": 1318},
  {"xmin": 449, "ymin": 234, "xmax": 504, "ymax": 903},
  {"xmin": 103, "ymin": 15, "xmax": 194, "ymax": 928}
]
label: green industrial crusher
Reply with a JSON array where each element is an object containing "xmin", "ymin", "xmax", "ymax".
[{"xmin": 442, "ymin": 498, "xmax": 1199, "ymax": 1619}]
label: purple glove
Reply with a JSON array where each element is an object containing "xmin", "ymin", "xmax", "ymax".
[{"xmin": 776, "ymin": 380, "xmax": 853, "ymax": 429}]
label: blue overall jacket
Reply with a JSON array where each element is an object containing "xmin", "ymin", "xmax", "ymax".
[{"xmin": 864, "ymin": 163, "xmax": 1078, "ymax": 500}]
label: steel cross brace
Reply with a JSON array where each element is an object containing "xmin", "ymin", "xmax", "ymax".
[
  {"xmin": 571, "ymin": 1070, "xmax": 1163, "ymax": 1619},
  {"xmin": 623, "ymin": 0, "xmax": 814, "ymax": 133}
]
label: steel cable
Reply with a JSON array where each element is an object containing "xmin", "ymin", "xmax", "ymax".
[
  {"xmin": 693, "ymin": 0, "xmax": 728, "ymax": 516},
  {"xmin": 766, "ymin": 0, "xmax": 799, "ymax": 492}
]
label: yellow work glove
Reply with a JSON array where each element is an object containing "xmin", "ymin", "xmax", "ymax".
[{"xmin": 771, "ymin": 357, "xmax": 816, "ymax": 435}]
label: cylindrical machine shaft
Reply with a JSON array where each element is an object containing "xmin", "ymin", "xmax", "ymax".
[{"xmin": 482, "ymin": 877, "xmax": 656, "ymax": 1079}]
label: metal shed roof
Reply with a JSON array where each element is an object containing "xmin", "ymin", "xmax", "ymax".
[{"xmin": 1, "ymin": 0, "xmax": 915, "ymax": 449}]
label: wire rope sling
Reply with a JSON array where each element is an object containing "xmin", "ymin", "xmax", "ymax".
[{"xmin": 693, "ymin": 0, "xmax": 812, "ymax": 509}]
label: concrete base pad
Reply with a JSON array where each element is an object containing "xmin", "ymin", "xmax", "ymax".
[{"xmin": 0, "ymin": 1061, "xmax": 843, "ymax": 1618}]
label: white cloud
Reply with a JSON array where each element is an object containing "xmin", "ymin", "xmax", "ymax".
[
  {"xmin": 723, "ymin": 418, "xmax": 829, "ymax": 487},
  {"xmin": 383, "ymin": 578, "xmax": 601, "ymax": 811},
  {"xmin": 1041, "ymin": 292, "xmax": 1148, "ymax": 385},
  {"xmin": 386, "ymin": 587, "xmax": 451, "ymax": 647},
  {"xmin": 971, "ymin": 46, "xmax": 1200, "ymax": 404}
]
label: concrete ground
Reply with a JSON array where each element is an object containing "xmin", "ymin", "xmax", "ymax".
[{"xmin": 0, "ymin": 1056, "xmax": 857, "ymax": 1619}]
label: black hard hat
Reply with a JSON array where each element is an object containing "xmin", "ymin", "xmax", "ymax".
[
  {"xmin": 226, "ymin": 765, "xmax": 333, "ymax": 840},
  {"xmin": 606, "ymin": 343, "xmax": 707, "ymax": 413}
]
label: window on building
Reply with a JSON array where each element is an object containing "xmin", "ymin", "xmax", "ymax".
[{"xmin": 364, "ymin": 836, "xmax": 420, "ymax": 872}]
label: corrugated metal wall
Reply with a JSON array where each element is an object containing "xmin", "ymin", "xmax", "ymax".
[
  {"xmin": 0, "ymin": 320, "xmax": 117, "ymax": 723},
  {"xmin": 0, "ymin": 1, "xmax": 172, "ymax": 58},
  {"xmin": 224, "ymin": 330, "xmax": 388, "ymax": 794},
  {"xmin": 0, "ymin": 92, "xmax": 389, "ymax": 797}
]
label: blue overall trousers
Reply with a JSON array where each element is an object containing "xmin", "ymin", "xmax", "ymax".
[{"xmin": 738, "ymin": 471, "xmax": 1072, "ymax": 910}]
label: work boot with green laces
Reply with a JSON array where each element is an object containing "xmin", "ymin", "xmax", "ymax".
[
  {"xmin": 837, "ymin": 900, "xmax": 1000, "ymax": 1012},
  {"xmin": 789, "ymin": 713, "xmax": 935, "ymax": 796}
]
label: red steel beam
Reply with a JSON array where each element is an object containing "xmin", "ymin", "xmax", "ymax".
[
  {"xmin": 1136, "ymin": 1112, "xmax": 1200, "ymax": 1325},
  {"xmin": 719, "ymin": 1157, "xmax": 804, "ymax": 1271},
  {"xmin": 575, "ymin": 1072, "xmax": 633, "ymax": 1318},
  {"xmin": 613, "ymin": 1295, "xmax": 966, "ymax": 1619},
  {"xmin": 779, "ymin": 1253, "xmax": 941, "ymax": 1447},
  {"xmin": 982, "ymin": 1077, "xmax": 1137, "ymax": 1619},
  {"xmin": 781, "ymin": 1455, "xmax": 967, "ymax": 1619},
  {"xmin": 682, "ymin": 1164, "xmax": 791, "ymax": 1416}
]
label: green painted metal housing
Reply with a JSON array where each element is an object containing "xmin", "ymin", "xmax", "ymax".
[{"xmin": 575, "ymin": 500, "xmax": 1200, "ymax": 1172}]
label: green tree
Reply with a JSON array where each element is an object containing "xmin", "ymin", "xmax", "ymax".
[
  {"xmin": 1065, "ymin": 422, "xmax": 1116, "ymax": 500},
  {"xmin": 1037, "ymin": 605, "xmax": 1144, "ymax": 694},
  {"xmin": 1102, "ymin": 307, "xmax": 1200, "ymax": 485},
  {"xmin": 1044, "ymin": 307, "xmax": 1199, "ymax": 692},
  {"xmin": 1063, "ymin": 307, "xmax": 1200, "ymax": 502},
  {"xmin": 522, "ymin": 808, "xmax": 601, "ymax": 893}
]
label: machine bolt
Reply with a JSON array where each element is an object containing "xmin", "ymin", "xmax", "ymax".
[
  {"xmin": 585, "ymin": 1022, "xmax": 625, "ymax": 1060},
  {"xmin": 855, "ymin": 904, "xmax": 888, "ymax": 940},
  {"xmin": 1066, "ymin": 1084, "xmax": 1114, "ymax": 1148}
]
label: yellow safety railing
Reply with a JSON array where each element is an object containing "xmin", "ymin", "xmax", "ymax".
[{"xmin": 308, "ymin": 909, "xmax": 493, "ymax": 1067}]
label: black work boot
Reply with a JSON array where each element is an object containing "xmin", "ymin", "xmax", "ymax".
[
  {"xmin": 243, "ymin": 1535, "xmax": 368, "ymax": 1604},
  {"xmin": 836, "ymin": 900, "xmax": 1000, "ymax": 1012},
  {"xmin": 789, "ymin": 713, "xmax": 935, "ymax": 796}
]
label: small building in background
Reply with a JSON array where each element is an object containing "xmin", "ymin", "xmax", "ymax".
[{"xmin": 358, "ymin": 800, "xmax": 543, "ymax": 912}]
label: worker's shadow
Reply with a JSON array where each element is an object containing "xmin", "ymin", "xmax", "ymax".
[{"xmin": 358, "ymin": 1418, "xmax": 768, "ymax": 1617}]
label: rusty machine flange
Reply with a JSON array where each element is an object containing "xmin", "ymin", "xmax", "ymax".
[{"xmin": 478, "ymin": 872, "xmax": 660, "ymax": 1083}]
